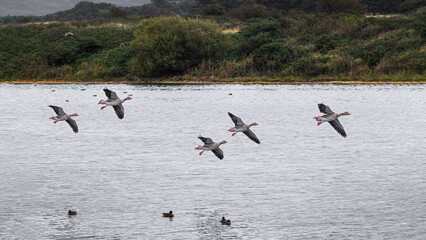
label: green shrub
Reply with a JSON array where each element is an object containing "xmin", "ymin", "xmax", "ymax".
[
  {"xmin": 44, "ymin": 37, "xmax": 101, "ymax": 67},
  {"xmin": 362, "ymin": 29, "xmax": 422, "ymax": 68},
  {"xmin": 337, "ymin": 15, "xmax": 363, "ymax": 39},
  {"xmin": 375, "ymin": 50, "xmax": 426, "ymax": 74},
  {"xmin": 318, "ymin": 0, "xmax": 365, "ymax": 15},
  {"xmin": 229, "ymin": 4, "xmax": 270, "ymax": 20},
  {"xmin": 314, "ymin": 35, "xmax": 338, "ymax": 53},
  {"xmin": 344, "ymin": 42, "xmax": 363, "ymax": 59},
  {"xmin": 100, "ymin": 47, "xmax": 135, "ymax": 77},
  {"xmin": 130, "ymin": 15, "xmax": 231, "ymax": 77},
  {"xmin": 203, "ymin": 4, "xmax": 226, "ymax": 16},
  {"xmin": 398, "ymin": 0, "xmax": 426, "ymax": 13},
  {"xmin": 415, "ymin": 10, "xmax": 426, "ymax": 39},
  {"xmin": 235, "ymin": 19, "xmax": 287, "ymax": 56},
  {"xmin": 362, "ymin": 39, "xmax": 389, "ymax": 67},
  {"xmin": 326, "ymin": 53, "xmax": 354, "ymax": 74},
  {"xmin": 252, "ymin": 42, "xmax": 293, "ymax": 71},
  {"xmin": 289, "ymin": 53, "xmax": 330, "ymax": 77}
]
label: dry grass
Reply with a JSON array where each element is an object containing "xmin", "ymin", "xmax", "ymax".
[
  {"xmin": 222, "ymin": 27, "xmax": 240, "ymax": 34},
  {"xmin": 365, "ymin": 14, "xmax": 407, "ymax": 18}
]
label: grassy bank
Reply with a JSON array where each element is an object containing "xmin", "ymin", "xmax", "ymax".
[{"xmin": 1, "ymin": 10, "xmax": 425, "ymax": 83}]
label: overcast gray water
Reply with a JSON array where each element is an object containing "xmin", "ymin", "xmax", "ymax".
[{"xmin": 0, "ymin": 84, "xmax": 425, "ymax": 239}]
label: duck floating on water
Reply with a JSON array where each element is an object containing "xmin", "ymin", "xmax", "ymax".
[
  {"xmin": 162, "ymin": 211, "xmax": 174, "ymax": 217},
  {"xmin": 68, "ymin": 210, "xmax": 77, "ymax": 216}
]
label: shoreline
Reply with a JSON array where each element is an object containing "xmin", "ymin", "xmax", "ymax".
[{"xmin": 1, "ymin": 79, "xmax": 426, "ymax": 85}]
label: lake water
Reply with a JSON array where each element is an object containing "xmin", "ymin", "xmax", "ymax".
[{"xmin": 0, "ymin": 83, "xmax": 425, "ymax": 239}]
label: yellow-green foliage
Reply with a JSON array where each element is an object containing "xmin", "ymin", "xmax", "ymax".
[
  {"xmin": 0, "ymin": 10, "xmax": 425, "ymax": 82},
  {"xmin": 130, "ymin": 15, "xmax": 231, "ymax": 77},
  {"xmin": 0, "ymin": 19, "xmax": 136, "ymax": 81}
]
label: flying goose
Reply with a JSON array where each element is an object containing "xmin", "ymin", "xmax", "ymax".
[
  {"xmin": 314, "ymin": 103, "xmax": 351, "ymax": 137},
  {"xmin": 98, "ymin": 88, "xmax": 132, "ymax": 119},
  {"xmin": 195, "ymin": 135, "xmax": 227, "ymax": 160},
  {"xmin": 49, "ymin": 105, "xmax": 79, "ymax": 133},
  {"xmin": 227, "ymin": 112, "xmax": 260, "ymax": 144}
]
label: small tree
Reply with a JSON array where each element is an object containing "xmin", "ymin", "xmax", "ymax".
[
  {"xmin": 130, "ymin": 15, "xmax": 230, "ymax": 77},
  {"xmin": 108, "ymin": 5, "xmax": 127, "ymax": 18},
  {"xmin": 252, "ymin": 42, "xmax": 293, "ymax": 71}
]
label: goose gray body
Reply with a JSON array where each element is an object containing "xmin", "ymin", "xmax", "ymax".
[
  {"xmin": 195, "ymin": 135, "xmax": 227, "ymax": 160},
  {"xmin": 98, "ymin": 88, "xmax": 132, "ymax": 119},
  {"xmin": 49, "ymin": 105, "xmax": 78, "ymax": 133},
  {"xmin": 227, "ymin": 112, "xmax": 260, "ymax": 144},
  {"xmin": 314, "ymin": 103, "xmax": 350, "ymax": 138}
]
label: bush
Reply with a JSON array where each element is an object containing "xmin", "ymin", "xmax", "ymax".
[
  {"xmin": 362, "ymin": 39, "xmax": 390, "ymax": 67},
  {"xmin": 337, "ymin": 15, "xmax": 363, "ymax": 39},
  {"xmin": 398, "ymin": 0, "xmax": 426, "ymax": 13},
  {"xmin": 100, "ymin": 47, "xmax": 135, "ymax": 77},
  {"xmin": 203, "ymin": 4, "xmax": 226, "ymax": 15},
  {"xmin": 318, "ymin": 0, "xmax": 365, "ymax": 15},
  {"xmin": 375, "ymin": 50, "xmax": 426, "ymax": 74},
  {"xmin": 252, "ymin": 42, "xmax": 293, "ymax": 71},
  {"xmin": 229, "ymin": 4, "xmax": 270, "ymax": 20},
  {"xmin": 235, "ymin": 19, "xmax": 287, "ymax": 56},
  {"xmin": 44, "ymin": 37, "xmax": 101, "ymax": 67},
  {"xmin": 314, "ymin": 34, "xmax": 338, "ymax": 53},
  {"xmin": 362, "ymin": 29, "xmax": 422, "ymax": 68},
  {"xmin": 130, "ymin": 16, "xmax": 231, "ymax": 77},
  {"xmin": 289, "ymin": 53, "xmax": 330, "ymax": 77}
]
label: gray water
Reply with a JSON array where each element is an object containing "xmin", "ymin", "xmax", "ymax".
[{"xmin": 0, "ymin": 84, "xmax": 425, "ymax": 240}]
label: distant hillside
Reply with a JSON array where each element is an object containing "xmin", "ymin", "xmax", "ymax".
[
  {"xmin": 43, "ymin": 1, "xmax": 113, "ymax": 21},
  {"xmin": 0, "ymin": 1, "xmax": 195, "ymax": 25},
  {"xmin": 1, "ymin": 0, "xmax": 425, "ymax": 25}
]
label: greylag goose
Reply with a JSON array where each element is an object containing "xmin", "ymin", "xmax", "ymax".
[
  {"xmin": 227, "ymin": 112, "xmax": 260, "ymax": 144},
  {"xmin": 98, "ymin": 88, "xmax": 132, "ymax": 119},
  {"xmin": 162, "ymin": 211, "xmax": 174, "ymax": 217},
  {"xmin": 49, "ymin": 105, "xmax": 79, "ymax": 133},
  {"xmin": 314, "ymin": 103, "xmax": 351, "ymax": 138},
  {"xmin": 195, "ymin": 135, "xmax": 227, "ymax": 160}
]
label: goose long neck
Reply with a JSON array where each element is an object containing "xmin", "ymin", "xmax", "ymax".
[
  {"xmin": 337, "ymin": 112, "xmax": 350, "ymax": 117},
  {"xmin": 122, "ymin": 97, "xmax": 132, "ymax": 103},
  {"xmin": 249, "ymin": 122, "xmax": 258, "ymax": 127}
]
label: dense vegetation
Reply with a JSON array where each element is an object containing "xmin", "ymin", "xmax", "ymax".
[
  {"xmin": 0, "ymin": 1, "xmax": 425, "ymax": 82},
  {"xmin": 2, "ymin": 0, "xmax": 425, "ymax": 25}
]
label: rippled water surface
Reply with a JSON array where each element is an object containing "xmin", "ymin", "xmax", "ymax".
[{"xmin": 0, "ymin": 84, "xmax": 425, "ymax": 239}]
